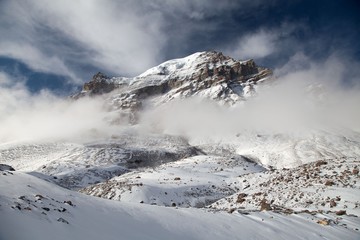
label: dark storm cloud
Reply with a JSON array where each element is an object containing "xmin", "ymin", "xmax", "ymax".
[{"xmin": 157, "ymin": 0, "xmax": 360, "ymax": 70}]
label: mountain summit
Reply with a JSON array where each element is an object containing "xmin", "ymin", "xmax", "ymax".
[{"xmin": 76, "ymin": 51, "xmax": 272, "ymax": 108}]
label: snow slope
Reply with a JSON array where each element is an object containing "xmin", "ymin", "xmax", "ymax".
[
  {"xmin": 80, "ymin": 155, "xmax": 266, "ymax": 207},
  {"xmin": 1, "ymin": 170, "xmax": 359, "ymax": 240},
  {"xmin": 0, "ymin": 133, "xmax": 198, "ymax": 189},
  {"xmin": 191, "ymin": 129, "xmax": 360, "ymax": 169},
  {"xmin": 210, "ymin": 157, "xmax": 360, "ymax": 216}
]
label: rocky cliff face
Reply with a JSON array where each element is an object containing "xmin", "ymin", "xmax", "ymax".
[{"xmin": 83, "ymin": 72, "xmax": 115, "ymax": 94}]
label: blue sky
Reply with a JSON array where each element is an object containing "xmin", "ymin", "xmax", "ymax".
[{"xmin": 0, "ymin": 0, "xmax": 359, "ymax": 95}]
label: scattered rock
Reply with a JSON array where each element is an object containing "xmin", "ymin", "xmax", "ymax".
[
  {"xmin": 58, "ymin": 207, "xmax": 67, "ymax": 212},
  {"xmin": 57, "ymin": 218, "xmax": 69, "ymax": 224},
  {"xmin": 236, "ymin": 193, "xmax": 248, "ymax": 204},
  {"xmin": 353, "ymin": 168, "xmax": 359, "ymax": 175},
  {"xmin": 330, "ymin": 200, "xmax": 337, "ymax": 208},
  {"xmin": 283, "ymin": 208, "xmax": 294, "ymax": 215},
  {"xmin": 42, "ymin": 207, "xmax": 50, "ymax": 211},
  {"xmin": 64, "ymin": 200, "xmax": 74, "ymax": 206},
  {"xmin": 35, "ymin": 194, "xmax": 45, "ymax": 200},
  {"xmin": 317, "ymin": 219, "xmax": 330, "ymax": 226},
  {"xmin": 174, "ymin": 177, "xmax": 181, "ymax": 181},
  {"xmin": 315, "ymin": 160, "xmax": 327, "ymax": 167},
  {"xmin": 228, "ymin": 208, "xmax": 236, "ymax": 214},
  {"xmin": 324, "ymin": 180, "xmax": 335, "ymax": 186},
  {"xmin": 260, "ymin": 199, "xmax": 272, "ymax": 211},
  {"xmin": 336, "ymin": 210, "xmax": 346, "ymax": 216}
]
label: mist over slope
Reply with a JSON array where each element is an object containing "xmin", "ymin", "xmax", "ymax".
[{"xmin": 0, "ymin": 51, "xmax": 359, "ymax": 144}]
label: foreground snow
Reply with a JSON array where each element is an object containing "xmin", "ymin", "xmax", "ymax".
[{"xmin": 1, "ymin": 171, "xmax": 359, "ymax": 240}]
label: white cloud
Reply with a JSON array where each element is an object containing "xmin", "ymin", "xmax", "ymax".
[
  {"xmin": 230, "ymin": 30, "xmax": 277, "ymax": 60},
  {"xmin": 226, "ymin": 22, "xmax": 307, "ymax": 61},
  {"xmin": 0, "ymin": 71, "xmax": 123, "ymax": 143},
  {"xmin": 0, "ymin": 0, "xmax": 167, "ymax": 82},
  {"xmin": 0, "ymin": 42, "xmax": 81, "ymax": 83},
  {"xmin": 0, "ymin": 72, "xmax": 11, "ymax": 86}
]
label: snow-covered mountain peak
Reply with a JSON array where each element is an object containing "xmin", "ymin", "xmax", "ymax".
[
  {"xmin": 77, "ymin": 51, "xmax": 272, "ymax": 101},
  {"xmin": 135, "ymin": 50, "xmax": 264, "ymax": 83},
  {"xmin": 138, "ymin": 51, "xmax": 205, "ymax": 78}
]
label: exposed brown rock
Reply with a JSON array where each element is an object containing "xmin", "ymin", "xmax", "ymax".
[
  {"xmin": 236, "ymin": 193, "xmax": 248, "ymax": 204},
  {"xmin": 83, "ymin": 72, "xmax": 115, "ymax": 95},
  {"xmin": 260, "ymin": 199, "xmax": 272, "ymax": 211},
  {"xmin": 315, "ymin": 160, "xmax": 327, "ymax": 167},
  {"xmin": 324, "ymin": 180, "xmax": 335, "ymax": 186},
  {"xmin": 317, "ymin": 219, "xmax": 330, "ymax": 226},
  {"xmin": 336, "ymin": 210, "xmax": 346, "ymax": 215}
]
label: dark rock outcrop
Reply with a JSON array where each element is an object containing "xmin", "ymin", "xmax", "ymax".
[
  {"xmin": 0, "ymin": 164, "xmax": 15, "ymax": 171},
  {"xmin": 83, "ymin": 72, "xmax": 116, "ymax": 95}
]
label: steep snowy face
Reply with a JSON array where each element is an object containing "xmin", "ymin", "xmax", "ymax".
[{"xmin": 137, "ymin": 52, "xmax": 205, "ymax": 79}]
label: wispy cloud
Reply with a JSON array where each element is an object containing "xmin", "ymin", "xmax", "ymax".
[
  {"xmin": 0, "ymin": 0, "xmax": 167, "ymax": 82},
  {"xmin": 226, "ymin": 21, "xmax": 307, "ymax": 61},
  {"xmin": 231, "ymin": 30, "xmax": 277, "ymax": 59},
  {"xmin": 0, "ymin": 42, "xmax": 81, "ymax": 83}
]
